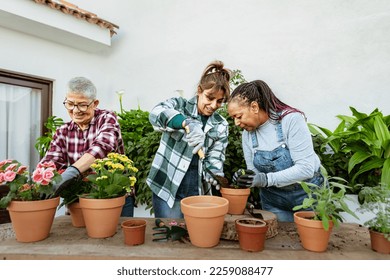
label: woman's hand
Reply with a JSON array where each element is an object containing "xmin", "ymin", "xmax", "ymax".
[{"xmin": 183, "ymin": 118, "xmax": 205, "ymax": 154}]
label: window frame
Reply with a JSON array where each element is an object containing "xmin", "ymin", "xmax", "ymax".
[{"xmin": 0, "ymin": 70, "xmax": 53, "ymax": 138}]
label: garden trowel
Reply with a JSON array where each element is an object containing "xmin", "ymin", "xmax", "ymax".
[{"xmin": 184, "ymin": 126, "xmax": 229, "ymax": 191}]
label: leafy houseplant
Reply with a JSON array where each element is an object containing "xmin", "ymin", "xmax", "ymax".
[
  {"xmin": 308, "ymin": 107, "xmax": 390, "ymax": 201},
  {"xmin": 292, "ymin": 167, "xmax": 358, "ymax": 252},
  {"xmin": 293, "ymin": 166, "xmax": 358, "ymax": 230},
  {"xmin": 58, "ymin": 177, "xmax": 92, "ymax": 208},
  {"xmin": 34, "ymin": 116, "xmax": 64, "ymax": 158},
  {"xmin": 358, "ymin": 183, "xmax": 390, "ymax": 253}
]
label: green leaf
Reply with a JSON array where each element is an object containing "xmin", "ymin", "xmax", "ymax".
[
  {"xmin": 382, "ymin": 158, "xmax": 390, "ymax": 186},
  {"xmin": 348, "ymin": 151, "xmax": 372, "ymax": 173},
  {"xmin": 351, "ymin": 158, "xmax": 384, "ymax": 182},
  {"xmin": 373, "ymin": 115, "xmax": 390, "ymax": 148}
]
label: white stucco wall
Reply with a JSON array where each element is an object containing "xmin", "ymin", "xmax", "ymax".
[{"xmin": 1, "ymin": 0, "xmax": 389, "ymax": 129}]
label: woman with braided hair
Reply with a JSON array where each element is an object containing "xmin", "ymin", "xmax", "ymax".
[
  {"xmin": 228, "ymin": 80, "xmax": 323, "ymax": 222},
  {"xmin": 147, "ymin": 61, "xmax": 231, "ymax": 218}
]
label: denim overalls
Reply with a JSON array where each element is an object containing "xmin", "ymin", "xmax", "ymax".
[{"xmin": 251, "ymin": 121, "xmax": 323, "ymax": 222}]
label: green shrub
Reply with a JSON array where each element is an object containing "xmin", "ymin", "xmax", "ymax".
[
  {"xmin": 309, "ymin": 107, "xmax": 390, "ymax": 201},
  {"xmin": 35, "ymin": 116, "xmax": 64, "ymax": 157}
]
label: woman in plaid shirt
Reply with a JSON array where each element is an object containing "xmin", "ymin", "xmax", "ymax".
[
  {"xmin": 147, "ymin": 61, "xmax": 231, "ymax": 218},
  {"xmin": 40, "ymin": 77, "xmax": 133, "ymax": 216}
]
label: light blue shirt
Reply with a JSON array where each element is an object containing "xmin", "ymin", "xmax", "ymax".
[{"xmin": 242, "ymin": 112, "xmax": 321, "ymax": 187}]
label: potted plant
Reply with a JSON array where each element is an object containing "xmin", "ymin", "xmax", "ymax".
[
  {"xmin": 358, "ymin": 183, "xmax": 390, "ymax": 254},
  {"xmin": 58, "ymin": 177, "xmax": 92, "ymax": 228},
  {"xmin": 0, "ymin": 159, "xmax": 62, "ymax": 242},
  {"xmin": 220, "ymin": 169, "xmax": 251, "ymax": 215},
  {"xmin": 79, "ymin": 152, "xmax": 138, "ymax": 238},
  {"xmin": 292, "ymin": 166, "xmax": 358, "ymax": 252}
]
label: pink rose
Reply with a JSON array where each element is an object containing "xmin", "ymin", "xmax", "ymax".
[
  {"xmin": 5, "ymin": 163, "xmax": 18, "ymax": 172},
  {"xmin": 17, "ymin": 165, "xmax": 27, "ymax": 174},
  {"xmin": 0, "ymin": 159, "xmax": 12, "ymax": 169},
  {"xmin": 4, "ymin": 170, "xmax": 16, "ymax": 182},
  {"xmin": 41, "ymin": 168, "xmax": 55, "ymax": 185},
  {"xmin": 32, "ymin": 167, "xmax": 55, "ymax": 185},
  {"xmin": 32, "ymin": 168, "xmax": 44, "ymax": 184},
  {"xmin": 0, "ymin": 172, "xmax": 4, "ymax": 183},
  {"xmin": 37, "ymin": 161, "xmax": 56, "ymax": 169}
]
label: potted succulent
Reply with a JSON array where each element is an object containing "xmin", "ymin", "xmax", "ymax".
[
  {"xmin": 0, "ymin": 159, "xmax": 62, "ymax": 242},
  {"xmin": 358, "ymin": 183, "xmax": 390, "ymax": 254},
  {"xmin": 79, "ymin": 152, "xmax": 138, "ymax": 238},
  {"xmin": 292, "ymin": 166, "xmax": 358, "ymax": 252},
  {"xmin": 220, "ymin": 169, "xmax": 251, "ymax": 215}
]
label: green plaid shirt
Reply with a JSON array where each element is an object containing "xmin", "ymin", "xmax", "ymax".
[{"xmin": 147, "ymin": 96, "xmax": 228, "ymax": 208}]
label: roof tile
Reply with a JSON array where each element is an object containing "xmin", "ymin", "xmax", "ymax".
[{"xmin": 32, "ymin": 0, "xmax": 119, "ymax": 37}]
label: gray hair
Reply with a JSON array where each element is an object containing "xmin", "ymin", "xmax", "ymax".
[{"xmin": 66, "ymin": 77, "xmax": 97, "ymax": 100}]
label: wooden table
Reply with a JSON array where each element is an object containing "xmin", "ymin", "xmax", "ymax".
[{"xmin": 0, "ymin": 216, "xmax": 389, "ymax": 260}]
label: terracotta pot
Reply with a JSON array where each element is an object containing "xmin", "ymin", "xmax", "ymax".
[
  {"xmin": 68, "ymin": 202, "xmax": 85, "ymax": 228},
  {"xmin": 79, "ymin": 195, "xmax": 125, "ymax": 238},
  {"xmin": 294, "ymin": 211, "xmax": 333, "ymax": 252},
  {"xmin": 220, "ymin": 187, "xmax": 250, "ymax": 215},
  {"xmin": 369, "ymin": 229, "xmax": 390, "ymax": 254},
  {"xmin": 235, "ymin": 218, "xmax": 268, "ymax": 252},
  {"xmin": 121, "ymin": 219, "xmax": 147, "ymax": 246},
  {"xmin": 181, "ymin": 195, "xmax": 229, "ymax": 248},
  {"xmin": 7, "ymin": 197, "xmax": 60, "ymax": 242}
]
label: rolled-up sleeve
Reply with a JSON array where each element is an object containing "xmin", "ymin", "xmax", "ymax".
[{"xmin": 86, "ymin": 111, "xmax": 124, "ymax": 159}]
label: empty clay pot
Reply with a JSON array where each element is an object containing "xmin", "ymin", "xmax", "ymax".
[
  {"xmin": 181, "ymin": 195, "xmax": 229, "ymax": 248},
  {"xmin": 121, "ymin": 219, "xmax": 147, "ymax": 246}
]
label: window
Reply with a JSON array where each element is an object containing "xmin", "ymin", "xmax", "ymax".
[{"xmin": 0, "ymin": 70, "xmax": 53, "ymax": 170}]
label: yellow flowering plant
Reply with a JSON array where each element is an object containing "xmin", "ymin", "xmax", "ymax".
[{"xmin": 84, "ymin": 153, "xmax": 138, "ymax": 199}]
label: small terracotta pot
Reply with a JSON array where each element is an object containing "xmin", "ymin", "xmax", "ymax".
[
  {"xmin": 235, "ymin": 218, "xmax": 268, "ymax": 252},
  {"xmin": 294, "ymin": 211, "xmax": 333, "ymax": 252},
  {"xmin": 220, "ymin": 187, "xmax": 250, "ymax": 215},
  {"xmin": 68, "ymin": 202, "xmax": 85, "ymax": 228},
  {"xmin": 7, "ymin": 197, "xmax": 60, "ymax": 243},
  {"xmin": 80, "ymin": 195, "xmax": 125, "ymax": 238},
  {"xmin": 369, "ymin": 229, "xmax": 390, "ymax": 254},
  {"xmin": 121, "ymin": 219, "xmax": 147, "ymax": 246},
  {"xmin": 181, "ymin": 195, "xmax": 229, "ymax": 248}
]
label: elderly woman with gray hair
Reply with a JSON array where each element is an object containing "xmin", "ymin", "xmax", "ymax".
[{"xmin": 40, "ymin": 77, "xmax": 133, "ymax": 216}]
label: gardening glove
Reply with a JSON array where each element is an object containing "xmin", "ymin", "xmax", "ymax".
[
  {"xmin": 51, "ymin": 166, "xmax": 81, "ymax": 198},
  {"xmin": 251, "ymin": 172, "xmax": 268, "ymax": 188},
  {"xmin": 184, "ymin": 118, "xmax": 205, "ymax": 154},
  {"xmin": 205, "ymin": 171, "xmax": 224, "ymax": 190},
  {"xmin": 232, "ymin": 169, "xmax": 255, "ymax": 188}
]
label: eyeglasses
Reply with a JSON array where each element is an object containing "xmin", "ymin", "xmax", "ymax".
[{"xmin": 63, "ymin": 100, "xmax": 94, "ymax": 112}]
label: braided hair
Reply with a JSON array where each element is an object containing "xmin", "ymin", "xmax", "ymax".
[{"xmin": 228, "ymin": 80, "xmax": 304, "ymax": 121}]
